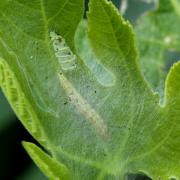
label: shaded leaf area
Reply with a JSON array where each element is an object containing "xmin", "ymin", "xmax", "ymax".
[
  {"xmin": 126, "ymin": 173, "xmax": 152, "ymax": 180},
  {"xmin": 0, "ymin": 118, "xmax": 45, "ymax": 180},
  {"xmin": 111, "ymin": 0, "xmax": 120, "ymax": 8},
  {"xmin": 135, "ymin": 0, "xmax": 180, "ymax": 98},
  {"xmin": 0, "ymin": 0, "xmax": 179, "ymax": 179},
  {"xmin": 17, "ymin": 164, "xmax": 47, "ymax": 180},
  {"xmin": 0, "ymin": 90, "xmax": 15, "ymax": 131}
]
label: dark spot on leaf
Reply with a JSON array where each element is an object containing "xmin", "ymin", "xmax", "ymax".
[
  {"xmin": 64, "ymin": 101, "xmax": 68, "ymax": 105},
  {"xmin": 126, "ymin": 173, "xmax": 152, "ymax": 180}
]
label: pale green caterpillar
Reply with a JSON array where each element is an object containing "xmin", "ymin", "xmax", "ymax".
[{"xmin": 50, "ymin": 31, "xmax": 77, "ymax": 71}]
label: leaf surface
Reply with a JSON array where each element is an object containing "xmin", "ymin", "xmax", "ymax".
[
  {"xmin": 0, "ymin": 0, "xmax": 180, "ymax": 179},
  {"xmin": 23, "ymin": 141, "xmax": 71, "ymax": 180}
]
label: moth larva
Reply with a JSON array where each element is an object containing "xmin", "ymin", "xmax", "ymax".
[
  {"xmin": 58, "ymin": 73, "xmax": 109, "ymax": 139},
  {"xmin": 50, "ymin": 31, "xmax": 77, "ymax": 71}
]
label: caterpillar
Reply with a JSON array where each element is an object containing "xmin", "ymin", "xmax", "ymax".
[
  {"xmin": 50, "ymin": 31, "xmax": 77, "ymax": 71},
  {"xmin": 58, "ymin": 73, "xmax": 109, "ymax": 139}
]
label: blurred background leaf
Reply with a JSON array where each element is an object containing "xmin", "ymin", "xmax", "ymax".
[{"xmin": 0, "ymin": 90, "xmax": 15, "ymax": 131}]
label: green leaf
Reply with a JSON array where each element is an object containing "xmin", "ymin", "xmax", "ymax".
[
  {"xmin": 22, "ymin": 142, "xmax": 71, "ymax": 180},
  {"xmin": 135, "ymin": 0, "xmax": 180, "ymax": 97},
  {"xmin": 75, "ymin": 20, "xmax": 115, "ymax": 87},
  {"xmin": 87, "ymin": 0, "xmax": 180, "ymax": 178},
  {"xmin": 0, "ymin": 0, "xmax": 180, "ymax": 179},
  {"xmin": 0, "ymin": 57, "xmax": 48, "ymax": 144}
]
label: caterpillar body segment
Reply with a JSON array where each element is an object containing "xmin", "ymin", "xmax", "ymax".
[{"xmin": 50, "ymin": 31, "xmax": 77, "ymax": 71}]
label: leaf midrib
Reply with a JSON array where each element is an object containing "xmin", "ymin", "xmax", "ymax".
[
  {"xmin": 97, "ymin": 0, "xmax": 143, "ymax": 166},
  {"xmin": 47, "ymin": 0, "xmax": 70, "ymax": 22}
]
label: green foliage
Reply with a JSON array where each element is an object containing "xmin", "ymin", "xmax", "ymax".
[
  {"xmin": 23, "ymin": 142, "xmax": 71, "ymax": 180},
  {"xmin": 0, "ymin": 0, "xmax": 179, "ymax": 179},
  {"xmin": 136, "ymin": 0, "xmax": 180, "ymax": 97}
]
